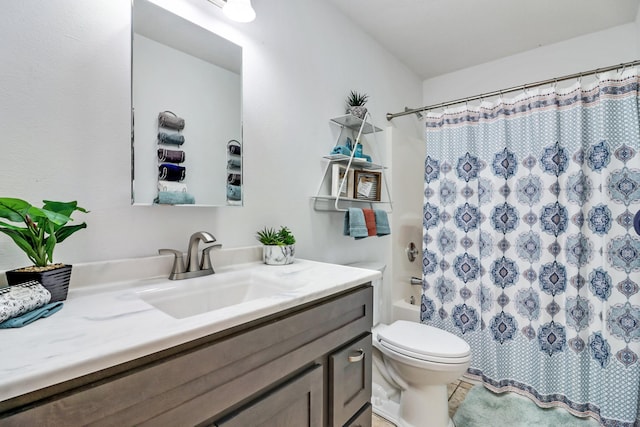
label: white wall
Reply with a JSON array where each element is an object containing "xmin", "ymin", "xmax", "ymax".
[
  {"xmin": 0, "ymin": 0, "xmax": 422, "ymax": 271},
  {"xmin": 422, "ymin": 22, "xmax": 639, "ymax": 105}
]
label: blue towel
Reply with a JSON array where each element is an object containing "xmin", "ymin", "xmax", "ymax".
[
  {"xmin": 227, "ymin": 184, "xmax": 242, "ymax": 201},
  {"xmin": 343, "ymin": 208, "xmax": 368, "ymax": 239},
  {"xmin": 155, "ymin": 191, "xmax": 195, "ymax": 205},
  {"xmin": 227, "ymin": 157, "xmax": 241, "ymax": 169},
  {"xmin": 374, "ymin": 209, "xmax": 390, "ymax": 236},
  {"xmin": 330, "ymin": 145, "xmax": 352, "ymax": 156},
  {"xmin": 158, "ymin": 132, "xmax": 185, "ymax": 146},
  {"xmin": 0, "ymin": 302, "xmax": 63, "ymax": 328},
  {"xmin": 159, "ymin": 163, "xmax": 186, "ymax": 181}
]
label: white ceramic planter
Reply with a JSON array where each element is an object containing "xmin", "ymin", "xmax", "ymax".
[{"xmin": 263, "ymin": 245, "xmax": 295, "ymax": 265}]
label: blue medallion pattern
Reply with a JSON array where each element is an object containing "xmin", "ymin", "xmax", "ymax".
[
  {"xmin": 454, "ymin": 203, "xmax": 480, "ymax": 232},
  {"xmin": 489, "ymin": 312, "xmax": 518, "ymax": 344},
  {"xmin": 490, "ymin": 257, "xmax": 519, "ymax": 289},
  {"xmin": 540, "ymin": 143, "xmax": 569, "ymax": 177},
  {"xmin": 540, "ymin": 202, "xmax": 569, "ymax": 237},
  {"xmin": 586, "ymin": 140, "xmax": 611, "ymax": 172},
  {"xmin": 490, "ymin": 203, "xmax": 519, "ymax": 233},
  {"xmin": 423, "ymin": 71, "xmax": 640, "ymax": 426},
  {"xmin": 492, "ymin": 149, "xmax": 518, "ymax": 179},
  {"xmin": 456, "ymin": 153, "xmax": 482, "ymax": 182},
  {"xmin": 539, "ymin": 261, "xmax": 567, "ymax": 296}
]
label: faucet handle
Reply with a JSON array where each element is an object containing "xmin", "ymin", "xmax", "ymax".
[
  {"xmin": 159, "ymin": 249, "xmax": 186, "ymax": 274},
  {"xmin": 200, "ymin": 244, "xmax": 222, "ymax": 271}
]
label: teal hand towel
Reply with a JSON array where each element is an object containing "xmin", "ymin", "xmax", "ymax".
[
  {"xmin": 0, "ymin": 302, "xmax": 63, "ymax": 328},
  {"xmin": 374, "ymin": 209, "xmax": 390, "ymax": 236},
  {"xmin": 155, "ymin": 191, "xmax": 195, "ymax": 205},
  {"xmin": 343, "ymin": 208, "xmax": 368, "ymax": 239},
  {"xmin": 227, "ymin": 184, "xmax": 242, "ymax": 201}
]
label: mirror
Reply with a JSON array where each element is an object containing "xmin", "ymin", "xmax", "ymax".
[{"xmin": 132, "ymin": 0, "xmax": 243, "ymax": 206}]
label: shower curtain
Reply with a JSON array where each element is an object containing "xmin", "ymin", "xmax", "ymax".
[{"xmin": 421, "ymin": 69, "xmax": 640, "ymax": 426}]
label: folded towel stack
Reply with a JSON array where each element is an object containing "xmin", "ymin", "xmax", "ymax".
[
  {"xmin": 0, "ymin": 281, "xmax": 63, "ymax": 328},
  {"xmin": 158, "ymin": 132, "xmax": 185, "ymax": 146},
  {"xmin": 155, "ymin": 191, "xmax": 195, "ymax": 205},
  {"xmin": 0, "ymin": 302, "xmax": 64, "ymax": 328},
  {"xmin": 344, "ymin": 208, "xmax": 390, "ymax": 239}
]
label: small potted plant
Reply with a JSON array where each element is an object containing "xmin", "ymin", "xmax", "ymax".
[
  {"xmin": 0, "ymin": 198, "xmax": 88, "ymax": 301},
  {"xmin": 256, "ymin": 226, "xmax": 296, "ymax": 265},
  {"xmin": 346, "ymin": 90, "xmax": 369, "ymax": 119}
]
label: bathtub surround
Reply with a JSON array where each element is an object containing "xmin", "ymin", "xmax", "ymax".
[{"xmin": 421, "ymin": 69, "xmax": 640, "ymax": 425}]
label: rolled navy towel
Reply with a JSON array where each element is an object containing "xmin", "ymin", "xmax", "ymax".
[
  {"xmin": 228, "ymin": 140, "xmax": 241, "ymax": 155},
  {"xmin": 227, "ymin": 173, "xmax": 241, "ymax": 185},
  {"xmin": 158, "ymin": 132, "xmax": 185, "ymax": 146},
  {"xmin": 159, "ymin": 163, "xmax": 186, "ymax": 181}
]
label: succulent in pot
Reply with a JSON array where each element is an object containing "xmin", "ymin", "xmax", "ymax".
[
  {"xmin": 345, "ymin": 90, "xmax": 369, "ymax": 119},
  {"xmin": 0, "ymin": 198, "xmax": 88, "ymax": 301},
  {"xmin": 256, "ymin": 226, "xmax": 296, "ymax": 265}
]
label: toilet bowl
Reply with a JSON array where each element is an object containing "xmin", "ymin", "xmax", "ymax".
[
  {"xmin": 346, "ymin": 262, "xmax": 471, "ymax": 427},
  {"xmin": 374, "ymin": 321, "xmax": 470, "ymax": 427}
]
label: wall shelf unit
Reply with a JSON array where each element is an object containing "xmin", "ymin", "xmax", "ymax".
[{"xmin": 312, "ymin": 113, "xmax": 392, "ymax": 212}]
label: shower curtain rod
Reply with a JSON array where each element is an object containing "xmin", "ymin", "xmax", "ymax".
[{"xmin": 386, "ymin": 59, "xmax": 640, "ymax": 121}]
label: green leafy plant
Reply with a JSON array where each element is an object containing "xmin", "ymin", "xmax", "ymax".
[
  {"xmin": 256, "ymin": 226, "xmax": 296, "ymax": 246},
  {"xmin": 346, "ymin": 90, "xmax": 369, "ymax": 107},
  {"xmin": 0, "ymin": 198, "xmax": 88, "ymax": 268}
]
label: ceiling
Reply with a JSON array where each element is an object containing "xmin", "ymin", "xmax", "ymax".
[{"xmin": 326, "ymin": 0, "xmax": 640, "ymax": 80}]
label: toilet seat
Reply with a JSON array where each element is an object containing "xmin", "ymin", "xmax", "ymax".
[{"xmin": 376, "ymin": 320, "xmax": 471, "ymax": 364}]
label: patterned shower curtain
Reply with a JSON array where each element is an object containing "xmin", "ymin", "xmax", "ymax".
[{"xmin": 421, "ymin": 69, "xmax": 640, "ymax": 426}]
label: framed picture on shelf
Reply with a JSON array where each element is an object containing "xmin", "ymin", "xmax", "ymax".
[
  {"xmin": 354, "ymin": 170, "xmax": 381, "ymax": 201},
  {"xmin": 331, "ymin": 164, "xmax": 354, "ymax": 198}
]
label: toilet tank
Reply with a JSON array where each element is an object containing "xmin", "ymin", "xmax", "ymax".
[{"xmin": 346, "ymin": 262, "xmax": 386, "ymax": 326}]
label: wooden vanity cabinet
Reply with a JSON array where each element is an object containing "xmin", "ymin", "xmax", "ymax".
[{"xmin": 0, "ymin": 285, "xmax": 373, "ymax": 427}]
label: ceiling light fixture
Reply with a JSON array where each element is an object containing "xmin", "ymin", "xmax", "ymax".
[{"xmin": 209, "ymin": 0, "xmax": 256, "ymax": 23}]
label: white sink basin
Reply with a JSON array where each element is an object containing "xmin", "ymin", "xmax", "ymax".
[{"xmin": 137, "ymin": 270, "xmax": 300, "ymax": 319}]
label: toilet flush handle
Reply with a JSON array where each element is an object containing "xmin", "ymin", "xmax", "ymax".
[{"xmin": 348, "ymin": 349, "xmax": 365, "ymax": 363}]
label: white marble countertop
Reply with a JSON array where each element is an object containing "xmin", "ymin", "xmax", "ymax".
[{"xmin": 0, "ymin": 250, "xmax": 380, "ymax": 403}]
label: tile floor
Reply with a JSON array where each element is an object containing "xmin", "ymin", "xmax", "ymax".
[{"xmin": 372, "ymin": 379, "xmax": 475, "ymax": 427}]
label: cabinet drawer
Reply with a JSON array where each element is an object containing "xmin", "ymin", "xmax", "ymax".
[
  {"xmin": 329, "ymin": 333, "xmax": 372, "ymax": 427},
  {"xmin": 215, "ymin": 365, "xmax": 323, "ymax": 427},
  {"xmin": 345, "ymin": 403, "xmax": 372, "ymax": 427}
]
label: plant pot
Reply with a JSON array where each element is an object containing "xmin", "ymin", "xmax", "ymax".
[
  {"xmin": 5, "ymin": 264, "xmax": 72, "ymax": 302},
  {"xmin": 263, "ymin": 245, "xmax": 295, "ymax": 265},
  {"xmin": 348, "ymin": 106, "xmax": 367, "ymax": 119}
]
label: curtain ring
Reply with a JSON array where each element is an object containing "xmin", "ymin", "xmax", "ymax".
[
  {"xmin": 578, "ymin": 73, "xmax": 583, "ymax": 84},
  {"xmin": 553, "ymin": 79, "xmax": 558, "ymax": 91}
]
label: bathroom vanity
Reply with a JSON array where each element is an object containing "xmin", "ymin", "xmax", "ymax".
[{"xmin": 0, "ymin": 254, "xmax": 377, "ymax": 426}]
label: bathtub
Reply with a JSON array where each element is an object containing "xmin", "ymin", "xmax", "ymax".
[{"xmin": 391, "ymin": 297, "xmax": 420, "ymax": 323}]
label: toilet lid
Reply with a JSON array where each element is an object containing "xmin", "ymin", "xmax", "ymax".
[{"xmin": 377, "ymin": 320, "xmax": 470, "ymax": 360}]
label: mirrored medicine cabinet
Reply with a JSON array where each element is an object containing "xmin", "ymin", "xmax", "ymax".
[{"xmin": 131, "ymin": 0, "xmax": 243, "ymax": 207}]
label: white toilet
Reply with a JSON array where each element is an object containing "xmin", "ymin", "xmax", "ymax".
[{"xmin": 349, "ymin": 263, "xmax": 471, "ymax": 427}]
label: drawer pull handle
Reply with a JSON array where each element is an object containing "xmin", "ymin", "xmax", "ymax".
[{"xmin": 348, "ymin": 349, "xmax": 365, "ymax": 363}]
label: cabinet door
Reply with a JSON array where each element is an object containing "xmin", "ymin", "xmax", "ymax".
[
  {"xmin": 216, "ymin": 365, "xmax": 323, "ymax": 427},
  {"xmin": 329, "ymin": 333, "xmax": 372, "ymax": 427}
]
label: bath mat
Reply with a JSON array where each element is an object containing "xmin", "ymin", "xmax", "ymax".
[{"xmin": 452, "ymin": 385, "xmax": 600, "ymax": 427}]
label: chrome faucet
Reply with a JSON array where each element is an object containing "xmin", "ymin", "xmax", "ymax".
[{"xmin": 159, "ymin": 231, "xmax": 222, "ymax": 280}]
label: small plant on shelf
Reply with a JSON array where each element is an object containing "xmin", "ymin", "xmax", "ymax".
[
  {"xmin": 345, "ymin": 90, "xmax": 369, "ymax": 119},
  {"xmin": 256, "ymin": 226, "xmax": 296, "ymax": 265}
]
